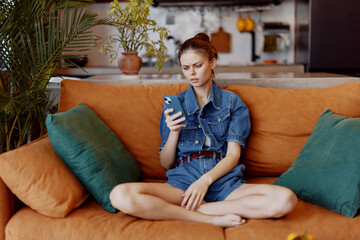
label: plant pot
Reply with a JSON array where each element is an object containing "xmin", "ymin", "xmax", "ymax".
[{"xmin": 118, "ymin": 52, "xmax": 142, "ymax": 75}]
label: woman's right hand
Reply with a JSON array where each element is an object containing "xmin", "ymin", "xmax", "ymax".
[
  {"xmin": 160, "ymin": 108, "xmax": 186, "ymax": 169},
  {"xmin": 164, "ymin": 108, "xmax": 187, "ymax": 132}
]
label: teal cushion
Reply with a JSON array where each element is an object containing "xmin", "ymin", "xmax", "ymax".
[
  {"xmin": 46, "ymin": 103, "xmax": 141, "ymax": 213},
  {"xmin": 273, "ymin": 109, "xmax": 360, "ymax": 217}
]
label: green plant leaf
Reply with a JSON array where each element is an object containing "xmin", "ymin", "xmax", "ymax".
[
  {"xmin": 0, "ymin": 0, "xmax": 108, "ymax": 152},
  {"xmin": 99, "ymin": 0, "xmax": 169, "ymax": 72}
]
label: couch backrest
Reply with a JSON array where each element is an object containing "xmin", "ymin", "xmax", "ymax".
[
  {"xmin": 59, "ymin": 80, "xmax": 360, "ymax": 178},
  {"xmin": 59, "ymin": 80, "xmax": 189, "ymax": 179},
  {"xmin": 226, "ymin": 83, "xmax": 360, "ymax": 176}
]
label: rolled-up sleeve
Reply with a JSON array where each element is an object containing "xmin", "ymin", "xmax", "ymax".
[{"xmin": 226, "ymin": 94, "xmax": 251, "ymax": 148}]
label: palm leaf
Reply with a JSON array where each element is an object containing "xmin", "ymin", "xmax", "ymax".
[{"xmin": 0, "ymin": 0, "xmax": 108, "ymax": 152}]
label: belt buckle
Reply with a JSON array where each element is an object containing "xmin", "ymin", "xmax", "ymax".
[{"xmin": 176, "ymin": 155, "xmax": 188, "ymax": 168}]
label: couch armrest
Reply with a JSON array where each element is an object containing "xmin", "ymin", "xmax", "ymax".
[{"xmin": 0, "ymin": 177, "xmax": 16, "ymax": 240}]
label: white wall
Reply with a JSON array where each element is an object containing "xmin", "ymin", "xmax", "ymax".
[{"xmin": 84, "ymin": 0, "xmax": 295, "ymax": 67}]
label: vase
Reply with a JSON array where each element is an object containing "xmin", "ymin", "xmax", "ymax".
[{"xmin": 118, "ymin": 52, "xmax": 142, "ymax": 75}]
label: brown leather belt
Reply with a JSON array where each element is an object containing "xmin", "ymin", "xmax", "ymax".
[{"xmin": 177, "ymin": 151, "xmax": 222, "ymax": 167}]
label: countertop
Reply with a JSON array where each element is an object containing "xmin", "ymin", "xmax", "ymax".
[
  {"xmin": 54, "ymin": 64, "xmax": 305, "ymax": 77},
  {"xmin": 49, "ymin": 72, "xmax": 360, "ymax": 89}
]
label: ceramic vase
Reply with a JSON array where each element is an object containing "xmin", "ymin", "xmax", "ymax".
[{"xmin": 118, "ymin": 52, "xmax": 142, "ymax": 75}]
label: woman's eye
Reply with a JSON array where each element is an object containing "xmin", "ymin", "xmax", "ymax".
[
  {"xmin": 195, "ymin": 65, "xmax": 202, "ymax": 68},
  {"xmin": 183, "ymin": 67, "xmax": 189, "ymax": 70}
]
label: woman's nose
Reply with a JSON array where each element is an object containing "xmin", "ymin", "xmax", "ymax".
[{"xmin": 190, "ymin": 67, "xmax": 196, "ymax": 75}]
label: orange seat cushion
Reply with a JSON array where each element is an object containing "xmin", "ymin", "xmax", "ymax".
[{"xmin": 6, "ymin": 177, "xmax": 360, "ymax": 240}]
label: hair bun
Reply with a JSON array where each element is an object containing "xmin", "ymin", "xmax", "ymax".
[{"xmin": 193, "ymin": 33, "xmax": 211, "ymax": 43}]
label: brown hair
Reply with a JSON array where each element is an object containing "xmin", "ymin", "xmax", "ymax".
[{"xmin": 178, "ymin": 33, "xmax": 218, "ymax": 79}]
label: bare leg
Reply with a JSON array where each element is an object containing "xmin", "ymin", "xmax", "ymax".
[
  {"xmin": 109, "ymin": 182, "xmax": 246, "ymax": 227},
  {"xmin": 197, "ymin": 184, "xmax": 297, "ymax": 219}
]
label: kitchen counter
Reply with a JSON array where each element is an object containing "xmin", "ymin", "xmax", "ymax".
[
  {"xmin": 54, "ymin": 64, "xmax": 305, "ymax": 77},
  {"xmin": 47, "ymin": 71, "xmax": 359, "ymax": 105},
  {"xmin": 49, "ymin": 72, "xmax": 359, "ymax": 89}
]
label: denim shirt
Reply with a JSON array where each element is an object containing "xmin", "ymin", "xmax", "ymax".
[{"xmin": 159, "ymin": 81, "xmax": 251, "ymax": 160}]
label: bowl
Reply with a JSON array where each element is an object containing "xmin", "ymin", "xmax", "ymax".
[{"xmin": 65, "ymin": 56, "xmax": 89, "ymax": 67}]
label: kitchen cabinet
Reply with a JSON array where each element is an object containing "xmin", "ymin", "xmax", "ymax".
[{"xmin": 295, "ymin": 0, "xmax": 360, "ymax": 76}]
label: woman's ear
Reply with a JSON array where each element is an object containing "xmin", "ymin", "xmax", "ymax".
[{"xmin": 210, "ymin": 58, "xmax": 217, "ymax": 69}]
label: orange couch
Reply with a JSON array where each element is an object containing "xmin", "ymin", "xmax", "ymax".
[{"xmin": 1, "ymin": 79, "xmax": 360, "ymax": 240}]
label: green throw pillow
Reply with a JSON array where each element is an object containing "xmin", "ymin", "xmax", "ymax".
[
  {"xmin": 46, "ymin": 103, "xmax": 141, "ymax": 213},
  {"xmin": 273, "ymin": 109, "xmax": 360, "ymax": 218}
]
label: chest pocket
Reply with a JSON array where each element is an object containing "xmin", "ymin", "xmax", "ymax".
[
  {"xmin": 206, "ymin": 108, "xmax": 231, "ymax": 141},
  {"xmin": 178, "ymin": 115, "xmax": 198, "ymax": 146}
]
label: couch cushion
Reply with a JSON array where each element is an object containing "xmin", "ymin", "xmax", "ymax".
[
  {"xmin": 5, "ymin": 199, "xmax": 225, "ymax": 240},
  {"xmin": 0, "ymin": 136, "xmax": 89, "ymax": 218},
  {"xmin": 226, "ymin": 81, "xmax": 360, "ymax": 176},
  {"xmin": 6, "ymin": 178, "xmax": 360, "ymax": 240},
  {"xmin": 46, "ymin": 103, "xmax": 141, "ymax": 213},
  {"xmin": 273, "ymin": 109, "xmax": 360, "ymax": 217},
  {"xmin": 59, "ymin": 80, "xmax": 189, "ymax": 179},
  {"xmin": 228, "ymin": 178, "xmax": 360, "ymax": 240},
  {"xmin": 225, "ymin": 195, "xmax": 360, "ymax": 240}
]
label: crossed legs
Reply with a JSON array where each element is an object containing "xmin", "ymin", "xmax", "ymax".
[
  {"xmin": 109, "ymin": 182, "xmax": 244, "ymax": 227},
  {"xmin": 109, "ymin": 182, "xmax": 297, "ymax": 227},
  {"xmin": 197, "ymin": 183, "xmax": 297, "ymax": 219}
]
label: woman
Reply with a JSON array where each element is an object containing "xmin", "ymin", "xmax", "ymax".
[{"xmin": 110, "ymin": 33, "xmax": 297, "ymax": 228}]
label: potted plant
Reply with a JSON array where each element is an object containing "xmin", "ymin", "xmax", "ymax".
[
  {"xmin": 98, "ymin": 0, "xmax": 169, "ymax": 75},
  {"xmin": 0, "ymin": 0, "xmax": 107, "ymax": 153}
]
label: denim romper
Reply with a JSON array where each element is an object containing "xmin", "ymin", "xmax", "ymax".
[{"xmin": 159, "ymin": 82, "xmax": 251, "ymax": 202}]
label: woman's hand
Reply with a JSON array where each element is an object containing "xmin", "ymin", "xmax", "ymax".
[
  {"xmin": 181, "ymin": 175, "xmax": 212, "ymax": 211},
  {"xmin": 159, "ymin": 108, "xmax": 186, "ymax": 169},
  {"xmin": 164, "ymin": 108, "xmax": 187, "ymax": 132}
]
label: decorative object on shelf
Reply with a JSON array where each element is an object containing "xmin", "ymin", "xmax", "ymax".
[
  {"xmin": 263, "ymin": 34, "xmax": 277, "ymax": 52},
  {"xmin": 65, "ymin": 56, "xmax": 89, "ymax": 68},
  {"xmin": 235, "ymin": 6, "xmax": 272, "ymax": 63},
  {"xmin": 262, "ymin": 22, "xmax": 291, "ymax": 64},
  {"xmin": 236, "ymin": 16, "xmax": 246, "ymax": 32},
  {"xmin": 98, "ymin": 0, "xmax": 169, "ymax": 75},
  {"xmin": 236, "ymin": 14, "xmax": 259, "ymax": 62},
  {"xmin": 211, "ymin": 9, "xmax": 231, "ymax": 53},
  {"xmin": 0, "ymin": 0, "xmax": 107, "ymax": 153},
  {"xmin": 245, "ymin": 16, "xmax": 255, "ymax": 31},
  {"xmin": 118, "ymin": 52, "xmax": 142, "ymax": 75},
  {"xmin": 236, "ymin": 15, "xmax": 255, "ymax": 32}
]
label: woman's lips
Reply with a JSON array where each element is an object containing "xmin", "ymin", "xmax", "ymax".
[{"xmin": 190, "ymin": 78, "xmax": 199, "ymax": 82}]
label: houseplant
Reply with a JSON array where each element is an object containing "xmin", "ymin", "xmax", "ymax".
[
  {"xmin": 98, "ymin": 0, "xmax": 169, "ymax": 74},
  {"xmin": 0, "ymin": 0, "xmax": 107, "ymax": 153}
]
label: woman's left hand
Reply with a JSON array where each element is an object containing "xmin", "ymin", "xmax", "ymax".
[{"xmin": 181, "ymin": 175, "xmax": 212, "ymax": 211}]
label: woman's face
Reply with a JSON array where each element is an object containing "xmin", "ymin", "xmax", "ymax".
[{"xmin": 179, "ymin": 50, "xmax": 216, "ymax": 88}]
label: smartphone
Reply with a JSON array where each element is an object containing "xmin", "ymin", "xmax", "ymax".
[{"xmin": 163, "ymin": 95, "xmax": 188, "ymax": 125}]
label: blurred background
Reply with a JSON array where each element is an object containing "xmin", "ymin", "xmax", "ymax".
[{"xmin": 72, "ymin": 0, "xmax": 360, "ymax": 76}]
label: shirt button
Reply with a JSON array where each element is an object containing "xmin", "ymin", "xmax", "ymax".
[
  {"xmin": 195, "ymin": 140, "xmax": 199, "ymax": 144},
  {"xmin": 198, "ymin": 125, "xmax": 201, "ymax": 128}
]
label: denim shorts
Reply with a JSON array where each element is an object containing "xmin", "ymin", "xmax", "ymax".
[{"xmin": 166, "ymin": 156, "xmax": 246, "ymax": 202}]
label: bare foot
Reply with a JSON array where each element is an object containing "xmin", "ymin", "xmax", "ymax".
[{"xmin": 211, "ymin": 214, "xmax": 246, "ymax": 228}]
